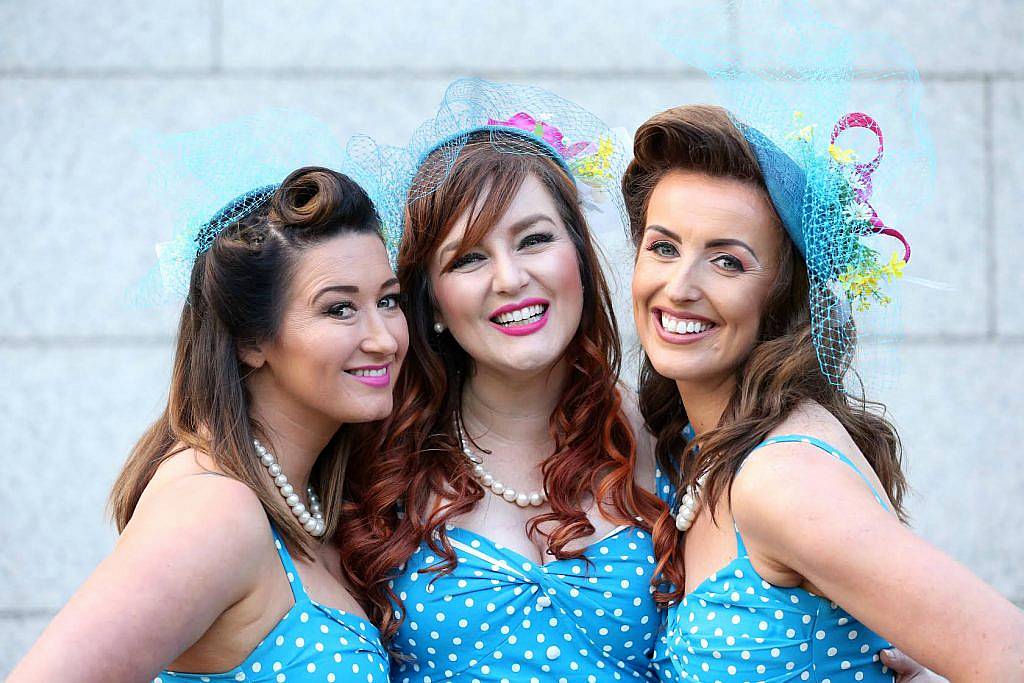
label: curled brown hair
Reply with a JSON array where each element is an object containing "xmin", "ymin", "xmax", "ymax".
[
  {"xmin": 621, "ymin": 105, "xmax": 908, "ymax": 605},
  {"xmin": 110, "ymin": 167, "xmax": 383, "ymax": 558},
  {"xmin": 339, "ymin": 132, "xmax": 664, "ymax": 638}
]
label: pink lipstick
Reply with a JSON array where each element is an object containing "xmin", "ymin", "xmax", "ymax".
[
  {"xmin": 346, "ymin": 364, "xmax": 391, "ymax": 387},
  {"xmin": 488, "ymin": 297, "xmax": 550, "ymax": 337}
]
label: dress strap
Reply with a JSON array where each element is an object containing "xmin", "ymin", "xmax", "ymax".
[
  {"xmin": 732, "ymin": 434, "xmax": 890, "ymax": 558},
  {"xmin": 269, "ymin": 524, "xmax": 308, "ymax": 603},
  {"xmin": 749, "ymin": 434, "xmax": 890, "ymax": 511}
]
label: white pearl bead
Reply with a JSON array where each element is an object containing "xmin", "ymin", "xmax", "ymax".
[
  {"xmin": 529, "ymin": 492, "xmax": 543, "ymax": 506},
  {"xmin": 274, "ymin": 474, "xmax": 288, "ymax": 487},
  {"xmin": 502, "ymin": 488, "xmax": 517, "ymax": 502},
  {"xmin": 515, "ymin": 492, "xmax": 530, "ymax": 507},
  {"xmin": 285, "ymin": 494, "xmax": 300, "ymax": 507},
  {"xmin": 299, "ymin": 511, "xmax": 311, "ymax": 524},
  {"xmin": 676, "ymin": 514, "xmax": 690, "ymax": 531},
  {"xmin": 292, "ymin": 503, "xmax": 306, "ymax": 516},
  {"xmin": 279, "ymin": 483, "xmax": 293, "ymax": 496},
  {"xmin": 473, "ymin": 464, "xmax": 485, "ymax": 477},
  {"xmin": 260, "ymin": 453, "xmax": 275, "ymax": 466},
  {"xmin": 482, "ymin": 474, "xmax": 494, "ymax": 486},
  {"xmin": 267, "ymin": 463, "xmax": 282, "ymax": 477},
  {"xmin": 491, "ymin": 482, "xmax": 505, "ymax": 495},
  {"xmin": 304, "ymin": 518, "xmax": 318, "ymax": 533}
]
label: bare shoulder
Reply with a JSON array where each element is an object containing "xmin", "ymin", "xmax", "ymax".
[
  {"xmin": 617, "ymin": 382, "xmax": 657, "ymax": 492},
  {"xmin": 768, "ymin": 401, "xmax": 867, "ymax": 455},
  {"xmin": 123, "ymin": 447, "xmax": 272, "ymax": 574},
  {"xmin": 731, "ymin": 407, "xmax": 893, "ymax": 548}
]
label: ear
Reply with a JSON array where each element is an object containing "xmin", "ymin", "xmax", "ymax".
[{"xmin": 237, "ymin": 341, "xmax": 266, "ymax": 369}]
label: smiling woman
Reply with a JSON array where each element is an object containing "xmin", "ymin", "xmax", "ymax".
[
  {"xmin": 10, "ymin": 167, "xmax": 407, "ymax": 682},
  {"xmin": 624, "ymin": 104, "xmax": 1024, "ymax": 682},
  {"xmin": 338, "ymin": 78, "xmax": 667, "ymax": 682}
]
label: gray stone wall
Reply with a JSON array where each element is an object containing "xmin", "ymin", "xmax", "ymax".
[{"xmin": 2, "ymin": 0, "xmax": 1021, "ymax": 673}]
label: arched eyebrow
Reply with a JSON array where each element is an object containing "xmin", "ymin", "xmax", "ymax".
[
  {"xmin": 706, "ymin": 238, "xmax": 759, "ymax": 262},
  {"xmin": 645, "ymin": 226, "xmax": 760, "ymax": 263},
  {"xmin": 438, "ymin": 213, "xmax": 557, "ymax": 260},
  {"xmin": 312, "ymin": 278, "xmax": 400, "ymax": 304}
]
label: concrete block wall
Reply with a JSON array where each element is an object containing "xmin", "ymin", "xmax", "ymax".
[{"xmin": 2, "ymin": 0, "xmax": 1021, "ymax": 672}]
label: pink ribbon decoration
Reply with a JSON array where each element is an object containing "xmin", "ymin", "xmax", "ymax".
[
  {"xmin": 487, "ymin": 112, "xmax": 594, "ymax": 159},
  {"xmin": 831, "ymin": 112, "xmax": 910, "ymax": 263}
]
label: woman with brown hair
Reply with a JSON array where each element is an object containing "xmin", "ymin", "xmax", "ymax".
[
  {"xmin": 11, "ymin": 166, "xmax": 407, "ymax": 681},
  {"xmin": 625, "ymin": 103, "xmax": 1024, "ymax": 682},
  {"xmin": 338, "ymin": 78, "xmax": 667, "ymax": 682}
]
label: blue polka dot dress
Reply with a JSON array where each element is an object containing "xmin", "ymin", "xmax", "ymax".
[
  {"xmin": 155, "ymin": 526, "xmax": 389, "ymax": 683},
  {"xmin": 661, "ymin": 434, "xmax": 895, "ymax": 682},
  {"xmin": 388, "ymin": 521, "xmax": 665, "ymax": 682}
]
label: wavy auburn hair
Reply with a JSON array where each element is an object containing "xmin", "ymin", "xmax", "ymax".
[
  {"xmin": 110, "ymin": 167, "xmax": 383, "ymax": 559},
  {"xmin": 339, "ymin": 131, "xmax": 664, "ymax": 639},
  {"xmin": 621, "ymin": 105, "xmax": 909, "ymax": 606}
]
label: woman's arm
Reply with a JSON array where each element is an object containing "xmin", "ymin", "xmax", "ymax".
[
  {"xmin": 9, "ymin": 475, "xmax": 270, "ymax": 682},
  {"xmin": 732, "ymin": 444, "xmax": 1024, "ymax": 683}
]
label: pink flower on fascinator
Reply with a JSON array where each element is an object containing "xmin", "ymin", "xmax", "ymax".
[{"xmin": 487, "ymin": 112, "xmax": 595, "ymax": 159}]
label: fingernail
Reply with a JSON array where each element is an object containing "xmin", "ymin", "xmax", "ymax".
[{"xmin": 881, "ymin": 648, "xmax": 896, "ymax": 658}]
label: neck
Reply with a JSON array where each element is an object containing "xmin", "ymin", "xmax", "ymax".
[
  {"xmin": 460, "ymin": 360, "xmax": 567, "ymax": 455},
  {"xmin": 676, "ymin": 373, "xmax": 737, "ymax": 437},
  {"xmin": 246, "ymin": 377, "xmax": 340, "ymax": 495}
]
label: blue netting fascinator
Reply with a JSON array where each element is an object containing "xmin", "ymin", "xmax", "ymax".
[
  {"xmin": 657, "ymin": 0, "xmax": 934, "ymax": 390},
  {"xmin": 133, "ymin": 109, "xmax": 400, "ymax": 305},
  {"xmin": 344, "ymin": 77, "xmax": 631, "ymax": 250}
]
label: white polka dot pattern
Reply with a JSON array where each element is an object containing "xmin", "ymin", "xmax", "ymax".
[
  {"xmin": 389, "ymin": 523, "xmax": 663, "ymax": 682},
  {"xmin": 155, "ymin": 528, "xmax": 389, "ymax": 683},
  {"xmin": 659, "ymin": 434, "xmax": 896, "ymax": 682}
]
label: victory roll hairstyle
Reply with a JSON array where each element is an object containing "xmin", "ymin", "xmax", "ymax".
[
  {"xmin": 110, "ymin": 166, "xmax": 383, "ymax": 558},
  {"xmin": 621, "ymin": 105, "xmax": 908, "ymax": 605}
]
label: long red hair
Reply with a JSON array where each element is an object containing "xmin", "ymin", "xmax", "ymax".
[{"xmin": 338, "ymin": 132, "xmax": 664, "ymax": 639}]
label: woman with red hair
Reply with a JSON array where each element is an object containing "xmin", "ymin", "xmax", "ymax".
[{"xmin": 338, "ymin": 78, "xmax": 668, "ymax": 682}]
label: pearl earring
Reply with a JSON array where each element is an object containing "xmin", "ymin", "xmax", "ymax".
[{"xmin": 433, "ymin": 322, "xmax": 445, "ymax": 334}]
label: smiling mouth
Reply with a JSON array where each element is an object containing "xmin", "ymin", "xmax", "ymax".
[
  {"xmin": 347, "ymin": 367, "xmax": 387, "ymax": 378},
  {"xmin": 490, "ymin": 303, "xmax": 548, "ymax": 328},
  {"xmin": 659, "ymin": 311, "xmax": 717, "ymax": 336}
]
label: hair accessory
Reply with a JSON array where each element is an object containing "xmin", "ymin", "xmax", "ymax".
[
  {"xmin": 133, "ymin": 109, "xmax": 402, "ymax": 305},
  {"xmin": 657, "ymin": 0, "xmax": 935, "ymax": 390},
  {"xmin": 344, "ymin": 77, "xmax": 630, "ymax": 243}
]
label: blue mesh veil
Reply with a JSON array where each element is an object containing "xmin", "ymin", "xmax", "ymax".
[
  {"xmin": 133, "ymin": 109, "xmax": 401, "ymax": 305},
  {"xmin": 657, "ymin": 0, "xmax": 935, "ymax": 391},
  {"xmin": 344, "ymin": 77, "xmax": 630, "ymax": 260}
]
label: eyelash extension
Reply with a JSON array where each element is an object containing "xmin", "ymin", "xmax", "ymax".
[
  {"xmin": 713, "ymin": 254, "xmax": 746, "ymax": 272},
  {"xmin": 448, "ymin": 252, "xmax": 484, "ymax": 271},
  {"xmin": 327, "ymin": 301, "xmax": 356, "ymax": 317},
  {"xmin": 520, "ymin": 231, "xmax": 554, "ymax": 248},
  {"xmin": 647, "ymin": 240, "xmax": 677, "ymax": 257}
]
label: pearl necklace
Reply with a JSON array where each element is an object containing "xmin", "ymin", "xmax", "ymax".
[
  {"xmin": 674, "ymin": 474, "xmax": 706, "ymax": 532},
  {"xmin": 455, "ymin": 419, "xmax": 547, "ymax": 508},
  {"xmin": 254, "ymin": 439, "xmax": 325, "ymax": 537}
]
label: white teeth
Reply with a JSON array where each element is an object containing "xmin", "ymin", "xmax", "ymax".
[
  {"xmin": 494, "ymin": 304, "xmax": 546, "ymax": 325},
  {"xmin": 350, "ymin": 367, "xmax": 386, "ymax": 377},
  {"xmin": 660, "ymin": 313, "xmax": 714, "ymax": 336}
]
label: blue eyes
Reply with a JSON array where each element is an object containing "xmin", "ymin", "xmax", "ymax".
[
  {"xmin": 646, "ymin": 241, "xmax": 747, "ymax": 273},
  {"xmin": 648, "ymin": 241, "xmax": 679, "ymax": 258},
  {"xmin": 711, "ymin": 255, "xmax": 745, "ymax": 272},
  {"xmin": 447, "ymin": 232, "xmax": 554, "ymax": 271}
]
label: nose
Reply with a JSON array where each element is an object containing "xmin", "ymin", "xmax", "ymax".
[
  {"xmin": 360, "ymin": 309, "xmax": 400, "ymax": 357},
  {"xmin": 490, "ymin": 252, "xmax": 529, "ymax": 295},
  {"xmin": 664, "ymin": 258, "xmax": 704, "ymax": 304}
]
